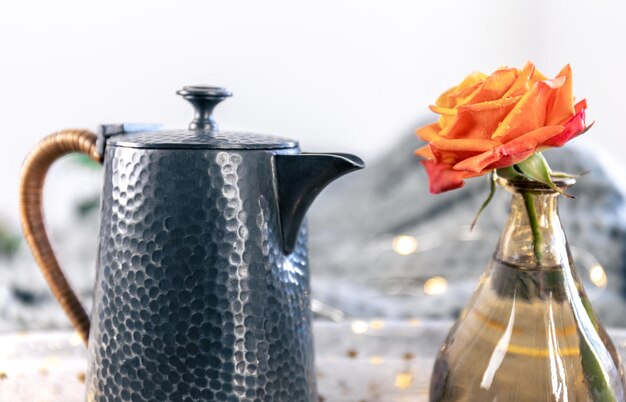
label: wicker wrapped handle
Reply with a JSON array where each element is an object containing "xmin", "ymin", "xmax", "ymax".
[{"xmin": 19, "ymin": 129, "xmax": 102, "ymax": 345}]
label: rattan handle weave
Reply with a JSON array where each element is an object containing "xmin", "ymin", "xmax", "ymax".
[{"xmin": 19, "ymin": 129, "xmax": 102, "ymax": 345}]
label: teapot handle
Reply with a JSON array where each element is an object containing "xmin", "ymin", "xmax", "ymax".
[{"xmin": 19, "ymin": 129, "xmax": 102, "ymax": 346}]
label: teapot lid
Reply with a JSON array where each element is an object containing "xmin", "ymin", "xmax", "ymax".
[{"xmin": 105, "ymin": 86, "xmax": 298, "ymax": 150}]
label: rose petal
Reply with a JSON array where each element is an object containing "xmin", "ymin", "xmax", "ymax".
[
  {"xmin": 438, "ymin": 96, "xmax": 522, "ymax": 140},
  {"xmin": 546, "ymin": 64, "xmax": 575, "ymax": 126},
  {"xmin": 429, "ymin": 105, "xmax": 457, "ymax": 127},
  {"xmin": 464, "ymin": 68, "xmax": 518, "ymax": 105},
  {"xmin": 542, "ymin": 104, "xmax": 586, "ymax": 147},
  {"xmin": 503, "ymin": 61, "xmax": 535, "ymax": 98},
  {"xmin": 416, "ymin": 62, "xmax": 587, "ymax": 193},
  {"xmin": 455, "ymin": 125, "xmax": 564, "ymax": 172},
  {"xmin": 463, "ymin": 96, "xmax": 523, "ymax": 112},
  {"xmin": 432, "ymin": 138, "xmax": 501, "ymax": 151},
  {"xmin": 430, "ymin": 138, "xmax": 501, "ymax": 164},
  {"xmin": 416, "ymin": 122, "xmax": 443, "ymax": 142},
  {"xmin": 491, "ymin": 78, "xmax": 565, "ymax": 143},
  {"xmin": 415, "ymin": 145, "xmax": 435, "ymax": 159},
  {"xmin": 530, "ymin": 65, "xmax": 548, "ymax": 84},
  {"xmin": 422, "ymin": 160, "xmax": 480, "ymax": 194},
  {"xmin": 484, "ymin": 149, "xmax": 536, "ymax": 171},
  {"xmin": 429, "ymin": 105, "xmax": 457, "ymax": 116},
  {"xmin": 436, "ymin": 72, "xmax": 487, "ymax": 108}
]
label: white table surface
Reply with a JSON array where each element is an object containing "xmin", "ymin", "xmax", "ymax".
[{"xmin": 1, "ymin": 320, "xmax": 626, "ymax": 402}]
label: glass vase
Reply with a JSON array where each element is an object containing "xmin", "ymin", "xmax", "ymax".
[{"xmin": 429, "ymin": 176, "xmax": 626, "ymax": 401}]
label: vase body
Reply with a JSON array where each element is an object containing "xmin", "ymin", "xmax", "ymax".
[{"xmin": 430, "ymin": 179, "xmax": 626, "ymax": 402}]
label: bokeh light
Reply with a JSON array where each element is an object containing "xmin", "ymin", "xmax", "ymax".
[
  {"xmin": 392, "ymin": 235, "xmax": 418, "ymax": 256},
  {"xmin": 351, "ymin": 320, "xmax": 369, "ymax": 334},
  {"xmin": 424, "ymin": 276, "xmax": 448, "ymax": 295},
  {"xmin": 589, "ymin": 263, "xmax": 608, "ymax": 288},
  {"xmin": 394, "ymin": 371, "xmax": 413, "ymax": 389}
]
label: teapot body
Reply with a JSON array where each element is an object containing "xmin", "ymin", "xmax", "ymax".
[
  {"xmin": 19, "ymin": 86, "xmax": 363, "ymax": 402},
  {"xmin": 87, "ymin": 145, "xmax": 316, "ymax": 401}
]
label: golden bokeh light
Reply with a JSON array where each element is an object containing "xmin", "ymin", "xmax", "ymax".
[
  {"xmin": 589, "ymin": 263, "xmax": 608, "ymax": 288},
  {"xmin": 351, "ymin": 320, "xmax": 369, "ymax": 334},
  {"xmin": 369, "ymin": 320, "xmax": 385, "ymax": 330},
  {"xmin": 394, "ymin": 371, "xmax": 414, "ymax": 389},
  {"xmin": 369, "ymin": 356, "xmax": 383, "ymax": 365},
  {"xmin": 392, "ymin": 235, "xmax": 418, "ymax": 256},
  {"xmin": 424, "ymin": 276, "xmax": 448, "ymax": 295},
  {"xmin": 70, "ymin": 332, "xmax": 83, "ymax": 347}
]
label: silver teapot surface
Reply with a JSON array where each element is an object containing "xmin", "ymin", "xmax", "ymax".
[{"xmin": 19, "ymin": 86, "xmax": 364, "ymax": 401}]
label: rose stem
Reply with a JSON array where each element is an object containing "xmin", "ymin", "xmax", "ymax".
[{"xmin": 522, "ymin": 192, "xmax": 543, "ymax": 264}]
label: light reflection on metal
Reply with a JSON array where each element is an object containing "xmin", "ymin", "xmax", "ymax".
[
  {"xmin": 282, "ymin": 259, "xmax": 305, "ymax": 285},
  {"xmin": 392, "ymin": 235, "xmax": 418, "ymax": 256},
  {"xmin": 351, "ymin": 320, "xmax": 369, "ymax": 334},
  {"xmin": 424, "ymin": 276, "xmax": 448, "ymax": 295},
  {"xmin": 394, "ymin": 371, "xmax": 413, "ymax": 389},
  {"xmin": 589, "ymin": 263, "xmax": 608, "ymax": 288}
]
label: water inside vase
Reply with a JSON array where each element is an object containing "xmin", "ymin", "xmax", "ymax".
[{"xmin": 430, "ymin": 257, "xmax": 626, "ymax": 402}]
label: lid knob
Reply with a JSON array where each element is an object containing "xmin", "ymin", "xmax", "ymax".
[{"xmin": 177, "ymin": 85, "xmax": 232, "ymax": 131}]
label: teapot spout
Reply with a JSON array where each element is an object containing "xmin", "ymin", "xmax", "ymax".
[{"xmin": 274, "ymin": 153, "xmax": 364, "ymax": 254}]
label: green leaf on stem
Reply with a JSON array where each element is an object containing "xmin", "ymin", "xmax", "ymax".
[
  {"xmin": 470, "ymin": 172, "xmax": 496, "ymax": 230},
  {"xmin": 551, "ymin": 170, "xmax": 588, "ymax": 179},
  {"xmin": 516, "ymin": 153, "xmax": 575, "ymax": 198},
  {"xmin": 496, "ymin": 166, "xmax": 527, "ymax": 181},
  {"xmin": 579, "ymin": 297, "xmax": 618, "ymax": 401}
]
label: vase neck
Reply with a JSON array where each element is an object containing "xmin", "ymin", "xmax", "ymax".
[{"xmin": 496, "ymin": 187, "xmax": 571, "ymax": 268}]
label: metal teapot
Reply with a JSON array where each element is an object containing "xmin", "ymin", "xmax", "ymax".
[{"xmin": 18, "ymin": 86, "xmax": 364, "ymax": 401}]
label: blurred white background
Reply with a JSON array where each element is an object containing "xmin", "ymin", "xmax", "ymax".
[{"xmin": 1, "ymin": 0, "xmax": 625, "ymax": 226}]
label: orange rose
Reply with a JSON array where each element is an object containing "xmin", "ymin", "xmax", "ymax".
[{"xmin": 416, "ymin": 62, "xmax": 587, "ymax": 194}]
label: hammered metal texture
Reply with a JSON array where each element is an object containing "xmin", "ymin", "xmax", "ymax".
[
  {"xmin": 86, "ymin": 145, "xmax": 316, "ymax": 402},
  {"xmin": 108, "ymin": 130, "xmax": 298, "ymax": 150}
]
